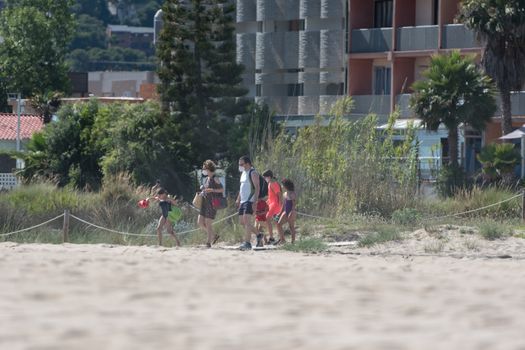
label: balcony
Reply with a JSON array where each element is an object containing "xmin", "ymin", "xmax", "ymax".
[
  {"xmin": 396, "ymin": 25, "xmax": 438, "ymax": 51},
  {"xmin": 350, "ymin": 28, "xmax": 392, "ymax": 53},
  {"xmin": 495, "ymin": 91, "xmax": 525, "ymax": 116},
  {"xmin": 351, "ymin": 95, "xmax": 391, "ymax": 117},
  {"xmin": 442, "ymin": 24, "xmax": 479, "ymax": 49}
]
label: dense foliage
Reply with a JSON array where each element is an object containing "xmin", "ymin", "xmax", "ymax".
[
  {"xmin": 458, "ymin": 0, "xmax": 525, "ymax": 135},
  {"xmin": 0, "ymin": 0, "xmax": 75, "ymax": 98},
  {"xmin": 256, "ymin": 97, "xmax": 419, "ymax": 216},
  {"xmin": 411, "ymin": 51, "xmax": 496, "ymax": 167},
  {"xmin": 157, "ymin": 0, "xmax": 248, "ymax": 171}
]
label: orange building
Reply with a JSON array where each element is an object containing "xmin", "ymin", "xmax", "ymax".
[{"xmin": 347, "ymin": 0, "xmax": 525, "ymax": 148}]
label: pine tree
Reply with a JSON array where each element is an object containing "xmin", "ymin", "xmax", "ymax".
[{"xmin": 156, "ymin": 0, "xmax": 247, "ymax": 164}]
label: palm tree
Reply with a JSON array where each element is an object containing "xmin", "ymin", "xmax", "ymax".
[
  {"xmin": 410, "ymin": 51, "xmax": 496, "ymax": 167},
  {"xmin": 459, "ymin": 0, "xmax": 525, "ymax": 135}
]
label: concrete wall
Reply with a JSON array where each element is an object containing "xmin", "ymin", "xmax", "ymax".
[
  {"xmin": 238, "ymin": 0, "xmax": 345, "ymax": 116},
  {"xmin": 88, "ymin": 71, "xmax": 157, "ymax": 97}
]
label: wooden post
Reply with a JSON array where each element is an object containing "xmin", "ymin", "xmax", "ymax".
[
  {"xmin": 522, "ymin": 192, "xmax": 525, "ymax": 222},
  {"xmin": 63, "ymin": 209, "xmax": 70, "ymax": 243}
]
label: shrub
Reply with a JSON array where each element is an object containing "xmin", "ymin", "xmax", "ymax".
[
  {"xmin": 391, "ymin": 208, "xmax": 421, "ymax": 226},
  {"xmin": 358, "ymin": 226, "xmax": 402, "ymax": 247},
  {"xmin": 477, "ymin": 220, "xmax": 512, "ymax": 240},
  {"xmin": 283, "ymin": 238, "xmax": 328, "ymax": 253},
  {"xmin": 436, "ymin": 164, "xmax": 471, "ymax": 198}
]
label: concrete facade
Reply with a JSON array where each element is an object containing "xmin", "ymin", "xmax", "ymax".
[
  {"xmin": 237, "ymin": 0, "xmax": 346, "ymax": 117},
  {"xmin": 88, "ymin": 71, "xmax": 159, "ymax": 98}
]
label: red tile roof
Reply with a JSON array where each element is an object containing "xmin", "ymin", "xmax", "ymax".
[{"xmin": 0, "ymin": 113, "xmax": 44, "ymax": 140}]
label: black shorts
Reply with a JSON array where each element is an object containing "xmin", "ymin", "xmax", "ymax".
[{"xmin": 238, "ymin": 201, "xmax": 254, "ymax": 216}]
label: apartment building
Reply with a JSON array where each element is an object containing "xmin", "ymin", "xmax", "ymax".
[
  {"xmin": 348, "ymin": 0, "xmax": 525, "ymax": 133},
  {"xmin": 236, "ymin": 0, "xmax": 347, "ymax": 125},
  {"xmin": 107, "ymin": 24, "xmax": 155, "ymax": 56}
]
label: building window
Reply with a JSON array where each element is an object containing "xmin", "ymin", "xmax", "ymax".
[
  {"xmin": 256, "ymin": 84, "xmax": 262, "ymax": 97},
  {"xmin": 433, "ymin": 0, "xmax": 439, "ymax": 25},
  {"xmin": 287, "ymin": 83, "xmax": 304, "ymax": 96},
  {"xmin": 374, "ymin": 0, "xmax": 393, "ymax": 28},
  {"xmin": 373, "ymin": 66, "xmax": 391, "ymax": 95}
]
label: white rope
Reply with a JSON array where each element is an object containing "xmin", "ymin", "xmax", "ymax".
[
  {"xmin": 297, "ymin": 192, "xmax": 523, "ymax": 222},
  {"xmin": 0, "ymin": 214, "xmax": 65, "ymax": 237},
  {"xmin": 69, "ymin": 211, "xmax": 239, "ymax": 237},
  {"xmin": 70, "ymin": 214, "xmax": 157, "ymax": 237},
  {"xmin": 426, "ymin": 192, "xmax": 522, "ymax": 220},
  {"xmin": 297, "ymin": 211, "xmax": 332, "ymax": 220}
]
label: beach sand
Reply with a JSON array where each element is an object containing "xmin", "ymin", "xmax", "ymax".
[{"xmin": 1, "ymin": 242, "xmax": 525, "ymax": 350}]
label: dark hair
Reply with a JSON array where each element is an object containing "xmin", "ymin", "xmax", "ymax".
[
  {"xmin": 282, "ymin": 178, "xmax": 295, "ymax": 191},
  {"xmin": 202, "ymin": 159, "xmax": 216, "ymax": 172},
  {"xmin": 262, "ymin": 169, "xmax": 274, "ymax": 178},
  {"xmin": 239, "ymin": 155, "xmax": 252, "ymax": 165},
  {"xmin": 155, "ymin": 179, "xmax": 161, "ymax": 184},
  {"xmin": 157, "ymin": 188, "xmax": 167, "ymax": 195}
]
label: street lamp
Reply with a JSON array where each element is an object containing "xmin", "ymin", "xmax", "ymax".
[{"xmin": 7, "ymin": 92, "xmax": 22, "ymax": 169}]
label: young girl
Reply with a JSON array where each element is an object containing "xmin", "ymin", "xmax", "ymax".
[
  {"xmin": 262, "ymin": 170, "xmax": 282, "ymax": 245},
  {"xmin": 148, "ymin": 188, "xmax": 181, "ymax": 247},
  {"xmin": 276, "ymin": 179, "xmax": 297, "ymax": 244}
]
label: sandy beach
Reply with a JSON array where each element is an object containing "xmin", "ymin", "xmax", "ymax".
[{"xmin": 1, "ymin": 242, "xmax": 525, "ymax": 350}]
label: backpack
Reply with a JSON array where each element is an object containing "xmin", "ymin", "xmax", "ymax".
[{"xmin": 248, "ymin": 169, "xmax": 268, "ymax": 200}]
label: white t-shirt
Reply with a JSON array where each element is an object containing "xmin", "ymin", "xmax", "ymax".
[{"xmin": 239, "ymin": 168, "xmax": 255, "ymax": 203}]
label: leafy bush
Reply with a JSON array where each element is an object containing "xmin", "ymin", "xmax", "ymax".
[
  {"xmin": 256, "ymin": 97, "xmax": 419, "ymax": 217},
  {"xmin": 477, "ymin": 220, "xmax": 512, "ymax": 240},
  {"xmin": 436, "ymin": 164, "xmax": 471, "ymax": 198},
  {"xmin": 391, "ymin": 208, "xmax": 421, "ymax": 226}
]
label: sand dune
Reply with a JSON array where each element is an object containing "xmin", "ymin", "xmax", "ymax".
[{"xmin": 1, "ymin": 242, "xmax": 525, "ymax": 350}]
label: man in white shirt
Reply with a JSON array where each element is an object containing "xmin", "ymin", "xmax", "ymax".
[{"xmin": 236, "ymin": 155, "xmax": 260, "ymax": 250}]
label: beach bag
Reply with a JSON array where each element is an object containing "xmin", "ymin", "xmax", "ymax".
[
  {"xmin": 168, "ymin": 207, "xmax": 182, "ymax": 222},
  {"xmin": 212, "ymin": 196, "xmax": 227, "ymax": 210},
  {"xmin": 248, "ymin": 169, "xmax": 268, "ymax": 199},
  {"xmin": 192, "ymin": 192, "xmax": 203, "ymax": 209}
]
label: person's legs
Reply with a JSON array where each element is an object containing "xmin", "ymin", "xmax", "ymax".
[
  {"xmin": 276, "ymin": 212, "xmax": 287, "ymax": 243},
  {"xmin": 265, "ymin": 211, "xmax": 274, "ymax": 239},
  {"xmin": 156, "ymin": 216, "xmax": 166, "ymax": 246},
  {"xmin": 198, "ymin": 214, "xmax": 207, "ymax": 231},
  {"xmin": 166, "ymin": 218, "xmax": 181, "ymax": 246},
  {"xmin": 205, "ymin": 217, "xmax": 216, "ymax": 246},
  {"xmin": 288, "ymin": 212, "xmax": 297, "ymax": 243}
]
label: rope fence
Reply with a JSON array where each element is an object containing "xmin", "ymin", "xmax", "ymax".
[{"xmin": 1, "ymin": 192, "xmax": 523, "ymax": 243}]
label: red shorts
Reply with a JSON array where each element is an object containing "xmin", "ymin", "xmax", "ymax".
[{"xmin": 255, "ymin": 200, "xmax": 268, "ymax": 222}]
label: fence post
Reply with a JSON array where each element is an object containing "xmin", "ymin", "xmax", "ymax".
[
  {"xmin": 63, "ymin": 209, "xmax": 70, "ymax": 243},
  {"xmin": 522, "ymin": 192, "xmax": 525, "ymax": 222}
]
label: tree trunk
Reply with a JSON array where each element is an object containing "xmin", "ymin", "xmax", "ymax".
[
  {"xmin": 501, "ymin": 88, "xmax": 513, "ymax": 137},
  {"xmin": 448, "ymin": 126, "xmax": 459, "ymax": 167}
]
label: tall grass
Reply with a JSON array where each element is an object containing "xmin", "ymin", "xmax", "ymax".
[{"xmin": 255, "ymin": 97, "xmax": 419, "ymax": 217}]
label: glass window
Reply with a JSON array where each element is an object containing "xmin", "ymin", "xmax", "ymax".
[
  {"xmin": 374, "ymin": 0, "xmax": 393, "ymax": 28},
  {"xmin": 373, "ymin": 66, "xmax": 391, "ymax": 95},
  {"xmin": 287, "ymin": 83, "xmax": 304, "ymax": 96}
]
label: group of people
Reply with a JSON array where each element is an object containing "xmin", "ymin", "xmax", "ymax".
[{"xmin": 148, "ymin": 156, "xmax": 297, "ymax": 250}]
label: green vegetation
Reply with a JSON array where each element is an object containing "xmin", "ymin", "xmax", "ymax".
[
  {"xmin": 477, "ymin": 143, "xmax": 521, "ymax": 182},
  {"xmin": 283, "ymin": 238, "xmax": 328, "ymax": 254},
  {"xmin": 391, "ymin": 208, "xmax": 421, "ymax": 226},
  {"xmin": 459, "ymin": 0, "xmax": 525, "ymax": 135},
  {"xmin": 411, "ymin": 51, "xmax": 496, "ymax": 168},
  {"xmin": 0, "ymin": 0, "xmax": 75, "ymax": 100},
  {"xmin": 256, "ymin": 97, "xmax": 419, "ymax": 217},
  {"xmin": 157, "ymin": 0, "xmax": 248, "ymax": 173},
  {"xmin": 477, "ymin": 220, "xmax": 513, "ymax": 240},
  {"xmin": 358, "ymin": 226, "xmax": 403, "ymax": 247}
]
